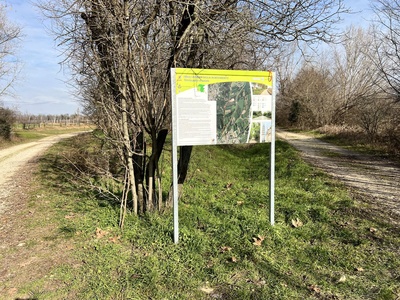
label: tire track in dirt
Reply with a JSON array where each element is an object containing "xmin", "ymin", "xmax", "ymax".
[{"xmin": 277, "ymin": 130, "xmax": 400, "ymax": 224}]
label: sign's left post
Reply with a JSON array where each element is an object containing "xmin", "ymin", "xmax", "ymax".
[{"xmin": 170, "ymin": 68, "xmax": 180, "ymax": 244}]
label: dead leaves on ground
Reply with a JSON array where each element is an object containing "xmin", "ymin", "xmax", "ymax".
[
  {"xmin": 252, "ymin": 235, "xmax": 265, "ymax": 246},
  {"xmin": 291, "ymin": 218, "xmax": 303, "ymax": 228},
  {"xmin": 369, "ymin": 227, "xmax": 377, "ymax": 233},
  {"xmin": 337, "ymin": 274, "xmax": 347, "ymax": 283},
  {"xmin": 220, "ymin": 246, "xmax": 238, "ymax": 263},
  {"xmin": 308, "ymin": 284, "xmax": 321, "ymax": 293},
  {"xmin": 225, "ymin": 182, "xmax": 233, "ymax": 190},
  {"xmin": 95, "ymin": 227, "xmax": 108, "ymax": 239},
  {"xmin": 95, "ymin": 227, "xmax": 120, "ymax": 244},
  {"xmin": 220, "ymin": 246, "xmax": 232, "ymax": 253},
  {"xmin": 246, "ymin": 278, "xmax": 266, "ymax": 287}
]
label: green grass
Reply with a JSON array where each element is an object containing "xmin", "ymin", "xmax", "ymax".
[
  {"xmin": 23, "ymin": 134, "xmax": 400, "ymax": 299},
  {"xmin": 0, "ymin": 124, "xmax": 93, "ymax": 149}
]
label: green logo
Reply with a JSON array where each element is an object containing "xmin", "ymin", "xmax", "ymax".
[{"xmin": 197, "ymin": 84, "xmax": 205, "ymax": 93}]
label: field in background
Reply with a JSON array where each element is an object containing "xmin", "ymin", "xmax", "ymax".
[{"xmin": 0, "ymin": 123, "xmax": 94, "ymax": 149}]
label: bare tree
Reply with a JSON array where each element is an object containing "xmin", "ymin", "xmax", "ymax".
[
  {"xmin": 279, "ymin": 62, "xmax": 339, "ymax": 129},
  {"xmin": 0, "ymin": 2, "xmax": 21, "ymax": 98},
  {"xmin": 331, "ymin": 26, "xmax": 384, "ymax": 123},
  {"xmin": 372, "ymin": 0, "xmax": 400, "ymax": 100},
  {"xmin": 39, "ymin": 0, "xmax": 348, "ymax": 225}
]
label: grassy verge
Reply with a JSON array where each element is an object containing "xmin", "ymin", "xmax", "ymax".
[
  {"xmin": 314, "ymin": 126, "xmax": 400, "ymax": 162},
  {"xmin": 23, "ymin": 133, "xmax": 400, "ymax": 299}
]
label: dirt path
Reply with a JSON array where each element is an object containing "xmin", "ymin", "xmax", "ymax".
[
  {"xmin": 0, "ymin": 133, "xmax": 81, "ymax": 214},
  {"xmin": 277, "ymin": 130, "xmax": 400, "ymax": 224},
  {"xmin": 0, "ymin": 133, "xmax": 84, "ymax": 299}
]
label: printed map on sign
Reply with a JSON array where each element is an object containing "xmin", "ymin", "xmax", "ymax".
[{"xmin": 173, "ymin": 68, "xmax": 273, "ymax": 146}]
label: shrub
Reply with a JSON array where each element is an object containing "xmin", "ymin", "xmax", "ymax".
[{"xmin": 0, "ymin": 107, "xmax": 16, "ymax": 140}]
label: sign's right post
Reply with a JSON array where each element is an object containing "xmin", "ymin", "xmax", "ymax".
[{"xmin": 270, "ymin": 72, "xmax": 276, "ymax": 225}]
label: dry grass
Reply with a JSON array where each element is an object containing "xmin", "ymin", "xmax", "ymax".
[{"xmin": 316, "ymin": 124, "xmax": 400, "ymax": 161}]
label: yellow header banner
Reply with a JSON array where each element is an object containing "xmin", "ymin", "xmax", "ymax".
[{"xmin": 175, "ymin": 68, "xmax": 273, "ymax": 94}]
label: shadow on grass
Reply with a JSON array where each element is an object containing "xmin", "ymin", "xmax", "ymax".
[{"xmin": 37, "ymin": 134, "xmax": 123, "ymax": 210}]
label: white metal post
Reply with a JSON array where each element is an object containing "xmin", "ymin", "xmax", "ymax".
[
  {"xmin": 170, "ymin": 69, "xmax": 180, "ymax": 243},
  {"xmin": 270, "ymin": 72, "xmax": 276, "ymax": 225}
]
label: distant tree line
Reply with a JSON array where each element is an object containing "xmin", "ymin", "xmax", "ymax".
[
  {"xmin": 0, "ymin": 107, "xmax": 90, "ymax": 140},
  {"xmin": 15, "ymin": 112, "xmax": 91, "ymax": 129}
]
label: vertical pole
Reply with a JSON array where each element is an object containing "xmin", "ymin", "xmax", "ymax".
[
  {"xmin": 172, "ymin": 143, "xmax": 179, "ymax": 243},
  {"xmin": 171, "ymin": 69, "xmax": 179, "ymax": 243},
  {"xmin": 270, "ymin": 72, "xmax": 276, "ymax": 225}
]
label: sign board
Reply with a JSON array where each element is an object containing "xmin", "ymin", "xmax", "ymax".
[
  {"xmin": 173, "ymin": 68, "xmax": 273, "ymax": 146},
  {"xmin": 171, "ymin": 68, "xmax": 276, "ymax": 243}
]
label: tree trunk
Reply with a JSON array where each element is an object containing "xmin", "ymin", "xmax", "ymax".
[
  {"xmin": 178, "ymin": 146, "xmax": 193, "ymax": 184},
  {"xmin": 144, "ymin": 129, "xmax": 168, "ymax": 211},
  {"xmin": 167, "ymin": 145, "xmax": 193, "ymax": 206}
]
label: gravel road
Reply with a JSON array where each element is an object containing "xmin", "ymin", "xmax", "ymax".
[
  {"xmin": 277, "ymin": 130, "xmax": 400, "ymax": 224},
  {"xmin": 0, "ymin": 133, "xmax": 83, "ymax": 215}
]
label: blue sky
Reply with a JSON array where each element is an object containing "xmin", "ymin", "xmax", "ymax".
[
  {"xmin": 343, "ymin": 0, "xmax": 375, "ymax": 27},
  {"xmin": 2, "ymin": 0, "xmax": 80, "ymax": 115},
  {"xmin": 1, "ymin": 0, "xmax": 373, "ymax": 115}
]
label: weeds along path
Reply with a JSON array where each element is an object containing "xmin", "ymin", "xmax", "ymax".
[
  {"xmin": 0, "ymin": 132, "xmax": 85, "ymax": 299},
  {"xmin": 277, "ymin": 130, "xmax": 400, "ymax": 224}
]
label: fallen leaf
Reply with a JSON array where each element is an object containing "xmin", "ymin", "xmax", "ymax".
[
  {"xmin": 220, "ymin": 246, "xmax": 232, "ymax": 253},
  {"xmin": 369, "ymin": 227, "xmax": 377, "ymax": 233},
  {"xmin": 95, "ymin": 227, "xmax": 109, "ymax": 239},
  {"xmin": 199, "ymin": 286, "xmax": 214, "ymax": 294},
  {"xmin": 231, "ymin": 256, "xmax": 238, "ymax": 263},
  {"xmin": 255, "ymin": 279, "xmax": 266, "ymax": 287},
  {"xmin": 252, "ymin": 235, "xmax": 265, "ymax": 246},
  {"xmin": 108, "ymin": 235, "xmax": 121, "ymax": 243},
  {"xmin": 237, "ymin": 201, "xmax": 244, "ymax": 206},
  {"xmin": 337, "ymin": 275, "xmax": 346, "ymax": 283},
  {"xmin": 225, "ymin": 182, "xmax": 233, "ymax": 189},
  {"xmin": 291, "ymin": 218, "xmax": 303, "ymax": 228},
  {"xmin": 308, "ymin": 284, "xmax": 321, "ymax": 293},
  {"xmin": 355, "ymin": 267, "xmax": 364, "ymax": 272}
]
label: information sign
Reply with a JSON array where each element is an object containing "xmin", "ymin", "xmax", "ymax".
[{"xmin": 171, "ymin": 68, "xmax": 276, "ymax": 243}]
